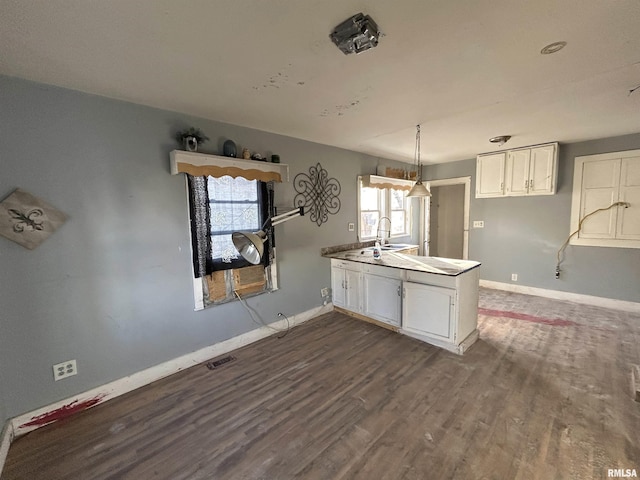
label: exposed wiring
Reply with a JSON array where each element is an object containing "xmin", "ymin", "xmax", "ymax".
[
  {"xmin": 233, "ymin": 290, "xmax": 290, "ymax": 338},
  {"xmin": 555, "ymin": 201, "xmax": 630, "ymax": 277}
]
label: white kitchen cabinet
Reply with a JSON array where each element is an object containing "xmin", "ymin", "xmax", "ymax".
[
  {"xmin": 331, "ymin": 259, "xmax": 362, "ymax": 313},
  {"xmin": 402, "ymin": 282, "xmax": 455, "ymax": 340},
  {"xmin": 505, "ymin": 144, "xmax": 557, "ymax": 196},
  {"xmin": 362, "ymin": 270, "xmax": 402, "ymax": 327},
  {"xmin": 328, "ymin": 254, "xmax": 481, "ymax": 354},
  {"xmin": 476, "ymin": 143, "xmax": 558, "ymax": 198},
  {"xmin": 476, "ymin": 152, "xmax": 506, "ymax": 198},
  {"xmin": 402, "ymin": 267, "xmax": 480, "ymax": 354}
]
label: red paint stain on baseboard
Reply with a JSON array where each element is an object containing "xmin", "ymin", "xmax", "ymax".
[
  {"xmin": 478, "ymin": 308, "xmax": 578, "ymax": 327},
  {"xmin": 19, "ymin": 395, "xmax": 106, "ymax": 428}
]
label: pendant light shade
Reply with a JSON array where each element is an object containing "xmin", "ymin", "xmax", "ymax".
[
  {"xmin": 406, "ymin": 124, "xmax": 431, "ymax": 197},
  {"xmin": 407, "ymin": 179, "xmax": 431, "ymax": 197}
]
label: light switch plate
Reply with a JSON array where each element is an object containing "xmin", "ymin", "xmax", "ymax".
[
  {"xmin": 348, "ymin": 222, "xmax": 355, "ymax": 232},
  {"xmin": 473, "ymin": 220, "xmax": 484, "ymax": 228}
]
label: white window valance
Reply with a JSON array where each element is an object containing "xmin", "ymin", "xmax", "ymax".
[
  {"xmin": 170, "ymin": 150, "xmax": 289, "ymax": 183},
  {"xmin": 361, "ymin": 174, "xmax": 415, "ymax": 191}
]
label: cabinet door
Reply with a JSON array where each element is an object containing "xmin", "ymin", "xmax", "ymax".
[
  {"xmin": 579, "ymin": 158, "xmax": 620, "ymax": 239},
  {"xmin": 617, "ymin": 157, "xmax": 640, "ymax": 240},
  {"xmin": 476, "ymin": 153, "xmax": 506, "ymax": 198},
  {"xmin": 344, "ymin": 269, "xmax": 362, "ymax": 313},
  {"xmin": 505, "ymin": 149, "xmax": 530, "ymax": 196},
  {"xmin": 529, "ymin": 144, "xmax": 557, "ymax": 195},
  {"xmin": 331, "ymin": 267, "xmax": 346, "ymax": 308},
  {"xmin": 363, "ymin": 274, "xmax": 402, "ymax": 326},
  {"xmin": 402, "ymin": 282, "xmax": 455, "ymax": 340}
]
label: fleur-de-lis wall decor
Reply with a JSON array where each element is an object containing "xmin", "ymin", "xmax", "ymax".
[
  {"xmin": 294, "ymin": 163, "xmax": 341, "ymax": 226},
  {"xmin": 0, "ymin": 189, "xmax": 68, "ymax": 250},
  {"xmin": 9, "ymin": 208, "xmax": 45, "ymax": 233}
]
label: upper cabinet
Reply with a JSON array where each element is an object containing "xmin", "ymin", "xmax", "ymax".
[
  {"xmin": 476, "ymin": 142, "xmax": 558, "ymax": 198},
  {"xmin": 475, "ymin": 152, "xmax": 505, "ymax": 198}
]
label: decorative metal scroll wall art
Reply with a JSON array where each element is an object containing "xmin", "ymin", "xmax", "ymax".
[
  {"xmin": 294, "ymin": 163, "xmax": 341, "ymax": 226},
  {"xmin": 0, "ymin": 188, "xmax": 68, "ymax": 250}
]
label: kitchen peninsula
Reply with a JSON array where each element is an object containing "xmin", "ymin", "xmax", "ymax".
[{"xmin": 323, "ymin": 245, "xmax": 481, "ymax": 354}]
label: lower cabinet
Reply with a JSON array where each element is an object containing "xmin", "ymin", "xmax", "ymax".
[
  {"xmin": 402, "ymin": 282, "xmax": 455, "ymax": 340},
  {"xmin": 331, "ymin": 260, "xmax": 362, "ymax": 313},
  {"xmin": 331, "ymin": 258, "xmax": 480, "ymax": 354},
  {"xmin": 362, "ymin": 273, "xmax": 402, "ymax": 326}
]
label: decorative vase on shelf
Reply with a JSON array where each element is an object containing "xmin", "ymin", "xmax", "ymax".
[
  {"xmin": 223, "ymin": 139, "xmax": 237, "ymax": 157},
  {"xmin": 184, "ymin": 136, "xmax": 198, "ymax": 152}
]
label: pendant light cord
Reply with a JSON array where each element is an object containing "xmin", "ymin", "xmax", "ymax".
[{"xmin": 415, "ymin": 124, "xmax": 421, "ymax": 180}]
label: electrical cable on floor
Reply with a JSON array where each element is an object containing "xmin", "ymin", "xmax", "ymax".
[
  {"xmin": 555, "ymin": 201, "xmax": 630, "ymax": 278},
  {"xmin": 233, "ymin": 290, "xmax": 290, "ymax": 338}
]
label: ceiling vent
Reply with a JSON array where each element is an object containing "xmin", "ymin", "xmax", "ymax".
[{"xmin": 330, "ymin": 13, "xmax": 380, "ymax": 55}]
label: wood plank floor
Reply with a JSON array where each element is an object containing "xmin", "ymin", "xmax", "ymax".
[{"xmin": 3, "ymin": 289, "xmax": 640, "ymax": 479}]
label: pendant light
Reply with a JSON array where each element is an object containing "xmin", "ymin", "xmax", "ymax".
[{"xmin": 407, "ymin": 124, "xmax": 431, "ymax": 197}]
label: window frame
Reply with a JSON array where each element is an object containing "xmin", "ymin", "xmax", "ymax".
[{"xmin": 357, "ymin": 176, "xmax": 411, "ymax": 241}]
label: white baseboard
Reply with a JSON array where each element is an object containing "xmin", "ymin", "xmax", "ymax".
[
  {"xmin": 0, "ymin": 420, "xmax": 14, "ymax": 478},
  {"xmin": 480, "ymin": 280, "xmax": 640, "ymax": 314},
  {"xmin": 11, "ymin": 303, "xmax": 333, "ymax": 437}
]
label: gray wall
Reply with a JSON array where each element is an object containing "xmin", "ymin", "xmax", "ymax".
[
  {"xmin": 0, "ymin": 75, "xmax": 413, "ymax": 427},
  {"xmin": 426, "ymin": 134, "xmax": 640, "ymax": 303}
]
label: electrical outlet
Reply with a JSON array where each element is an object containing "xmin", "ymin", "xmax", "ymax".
[
  {"xmin": 348, "ymin": 222, "xmax": 355, "ymax": 232},
  {"xmin": 53, "ymin": 359, "xmax": 77, "ymax": 381},
  {"xmin": 321, "ymin": 287, "xmax": 329, "ymax": 297},
  {"xmin": 473, "ymin": 221, "xmax": 484, "ymax": 228},
  {"xmin": 511, "ymin": 273, "xmax": 518, "ymax": 282}
]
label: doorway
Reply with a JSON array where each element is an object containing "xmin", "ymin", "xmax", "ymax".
[{"xmin": 421, "ymin": 177, "xmax": 470, "ymax": 259}]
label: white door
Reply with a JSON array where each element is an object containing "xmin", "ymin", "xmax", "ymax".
[
  {"xmin": 363, "ymin": 274, "xmax": 402, "ymax": 326},
  {"xmin": 476, "ymin": 153, "xmax": 506, "ymax": 197},
  {"xmin": 424, "ymin": 177, "xmax": 470, "ymax": 260},
  {"xmin": 505, "ymin": 149, "xmax": 530, "ymax": 195},
  {"xmin": 344, "ymin": 269, "xmax": 362, "ymax": 313},
  {"xmin": 331, "ymin": 267, "xmax": 346, "ymax": 308},
  {"xmin": 403, "ymin": 282, "xmax": 455, "ymax": 340},
  {"xmin": 529, "ymin": 144, "xmax": 557, "ymax": 194},
  {"xmin": 617, "ymin": 156, "xmax": 640, "ymax": 239}
]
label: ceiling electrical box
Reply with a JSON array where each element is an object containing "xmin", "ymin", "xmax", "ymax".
[{"xmin": 330, "ymin": 13, "xmax": 380, "ymax": 55}]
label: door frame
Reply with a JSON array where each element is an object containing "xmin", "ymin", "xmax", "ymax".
[{"xmin": 419, "ymin": 176, "xmax": 471, "ymax": 259}]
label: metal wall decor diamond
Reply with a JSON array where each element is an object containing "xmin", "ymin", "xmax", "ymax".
[
  {"xmin": 0, "ymin": 188, "xmax": 68, "ymax": 249},
  {"xmin": 294, "ymin": 163, "xmax": 341, "ymax": 226}
]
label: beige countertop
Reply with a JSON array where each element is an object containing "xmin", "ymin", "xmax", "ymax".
[{"xmin": 324, "ymin": 248, "xmax": 481, "ymax": 276}]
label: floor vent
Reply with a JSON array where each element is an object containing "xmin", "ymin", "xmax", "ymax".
[{"xmin": 206, "ymin": 356, "xmax": 236, "ymax": 370}]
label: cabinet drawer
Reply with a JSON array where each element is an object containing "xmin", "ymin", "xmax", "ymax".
[
  {"xmin": 362, "ymin": 263, "xmax": 404, "ymax": 279},
  {"xmin": 331, "ymin": 259, "xmax": 362, "ymax": 271},
  {"xmin": 406, "ymin": 270, "xmax": 456, "ymax": 288}
]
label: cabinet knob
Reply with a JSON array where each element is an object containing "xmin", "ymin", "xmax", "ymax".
[{"xmin": 397, "ymin": 286, "xmax": 401, "ymax": 296}]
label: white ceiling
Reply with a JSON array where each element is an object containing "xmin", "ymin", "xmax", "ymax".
[{"xmin": 1, "ymin": 0, "xmax": 639, "ymax": 164}]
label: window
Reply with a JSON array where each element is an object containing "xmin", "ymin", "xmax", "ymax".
[
  {"xmin": 188, "ymin": 175, "xmax": 271, "ymax": 276},
  {"xmin": 208, "ymin": 176, "xmax": 268, "ymax": 270},
  {"xmin": 358, "ymin": 176, "xmax": 411, "ymax": 240}
]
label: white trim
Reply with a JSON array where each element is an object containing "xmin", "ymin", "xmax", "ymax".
[
  {"xmin": 0, "ymin": 420, "xmax": 14, "ymax": 478},
  {"xmin": 424, "ymin": 176, "xmax": 471, "ymax": 259},
  {"xmin": 480, "ymin": 280, "xmax": 640, "ymax": 313},
  {"xmin": 11, "ymin": 303, "xmax": 333, "ymax": 437}
]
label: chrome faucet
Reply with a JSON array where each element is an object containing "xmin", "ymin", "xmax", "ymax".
[{"xmin": 376, "ymin": 216, "xmax": 391, "ymax": 244}]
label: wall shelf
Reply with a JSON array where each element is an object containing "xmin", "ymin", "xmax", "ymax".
[{"xmin": 170, "ymin": 150, "xmax": 289, "ymax": 183}]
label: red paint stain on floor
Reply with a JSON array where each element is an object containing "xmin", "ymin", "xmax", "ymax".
[
  {"xmin": 478, "ymin": 308, "xmax": 579, "ymax": 327},
  {"xmin": 19, "ymin": 395, "xmax": 106, "ymax": 428}
]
